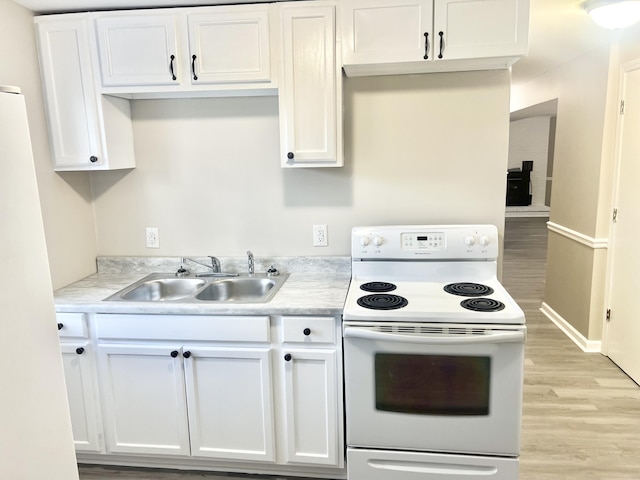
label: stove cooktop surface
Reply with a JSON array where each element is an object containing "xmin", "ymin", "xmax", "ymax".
[{"xmin": 343, "ymin": 277, "xmax": 524, "ymax": 324}]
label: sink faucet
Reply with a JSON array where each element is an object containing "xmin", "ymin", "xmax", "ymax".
[
  {"xmin": 247, "ymin": 251, "xmax": 255, "ymax": 277},
  {"xmin": 179, "ymin": 256, "xmax": 221, "ymax": 275}
]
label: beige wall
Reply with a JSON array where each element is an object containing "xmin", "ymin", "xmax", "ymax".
[
  {"xmin": 512, "ymin": 47, "xmax": 610, "ymax": 340},
  {"xmin": 0, "ymin": 0, "xmax": 98, "ymax": 290},
  {"xmin": 92, "ymin": 70, "xmax": 512, "ymax": 258},
  {"xmin": 512, "ymin": 24, "xmax": 640, "ymax": 343}
]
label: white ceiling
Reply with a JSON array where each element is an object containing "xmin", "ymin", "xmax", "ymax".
[{"xmin": 10, "ymin": 0, "xmax": 621, "ymax": 92}]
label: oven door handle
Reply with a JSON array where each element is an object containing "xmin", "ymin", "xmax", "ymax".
[{"xmin": 343, "ymin": 328, "xmax": 525, "ymax": 344}]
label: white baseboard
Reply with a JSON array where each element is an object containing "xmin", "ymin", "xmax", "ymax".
[{"xmin": 540, "ymin": 302, "xmax": 602, "ymax": 353}]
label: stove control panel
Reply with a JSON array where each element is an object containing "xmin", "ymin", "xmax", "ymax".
[
  {"xmin": 402, "ymin": 232, "xmax": 446, "ymax": 250},
  {"xmin": 352, "ymin": 225, "xmax": 499, "ymax": 260}
]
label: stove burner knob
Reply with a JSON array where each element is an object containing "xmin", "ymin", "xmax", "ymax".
[
  {"xmin": 360, "ymin": 235, "xmax": 371, "ymax": 246},
  {"xmin": 479, "ymin": 235, "xmax": 491, "ymax": 246},
  {"xmin": 373, "ymin": 236, "xmax": 384, "ymax": 246},
  {"xmin": 464, "ymin": 235, "xmax": 476, "ymax": 246}
]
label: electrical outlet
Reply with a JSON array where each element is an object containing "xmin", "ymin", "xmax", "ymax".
[
  {"xmin": 313, "ymin": 224, "xmax": 328, "ymax": 247},
  {"xmin": 146, "ymin": 227, "xmax": 159, "ymax": 248}
]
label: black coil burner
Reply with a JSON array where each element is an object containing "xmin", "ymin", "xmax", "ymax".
[
  {"xmin": 357, "ymin": 294, "xmax": 408, "ymax": 310},
  {"xmin": 360, "ymin": 282, "xmax": 397, "ymax": 293},
  {"xmin": 460, "ymin": 298, "xmax": 505, "ymax": 312},
  {"xmin": 444, "ymin": 282, "xmax": 494, "ymax": 297}
]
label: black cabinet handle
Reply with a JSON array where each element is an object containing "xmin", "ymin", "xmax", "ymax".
[
  {"xmin": 284, "ymin": 353, "xmax": 292, "ymax": 361},
  {"xmin": 438, "ymin": 31, "xmax": 444, "ymax": 59},
  {"xmin": 423, "ymin": 32, "xmax": 429, "ymax": 60},
  {"xmin": 191, "ymin": 55, "xmax": 198, "ymax": 81},
  {"xmin": 303, "ymin": 328, "xmax": 311, "ymax": 336},
  {"xmin": 89, "ymin": 156, "xmax": 98, "ymax": 163},
  {"xmin": 57, "ymin": 323, "xmax": 63, "ymax": 331},
  {"xmin": 170, "ymin": 350, "xmax": 179, "ymax": 358},
  {"xmin": 183, "ymin": 351, "xmax": 192, "ymax": 359},
  {"xmin": 169, "ymin": 54, "xmax": 177, "ymax": 81},
  {"xmin": 75, "ymin": 347, "xmax": 84, "ymax": 355},
  {"xmin": 287, "ymin": 152, "xmax": 294, "ymax": 160}
]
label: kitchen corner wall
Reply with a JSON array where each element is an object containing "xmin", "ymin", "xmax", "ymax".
[
  {"xmin": 91, "ymin": 70, "xmax": 511, "ymax": 258},
  {"xmin": 0, "ymin": 0, "xmax": 98, "ymax": 291}
]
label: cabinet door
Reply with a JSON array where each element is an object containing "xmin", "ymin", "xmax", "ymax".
[
  {"xmin": 279, "ymin": 4, "xmax": 342, "ymax": 167},
  {"xmin": 434, "ymin": 0, "xmax": 528, "ymax": 60},
  {"xmin": 96, "ymin": 14, "xmax": 181, "ymax": 86},
  {"xmin": 281, "ymin": 348, "xmax": 341, "ymax": 466},
  {"xmin": 184, "ymin": 346, "xmax": 276, "ymax": 462},
  {"xmin": 341, "ymin": 0, "xmax": 433, "ymax": 65},
  {"xmin": 187, "ymin": 6, "xmax": 271, "ymax": 85},
  {"xmin": 35, "ymin": 16, "xmax": 104, "ymax": 170},
  {"xmin": 97, "ymin": 344, "xmax": 190, "ymax": 456},
  {"xmin": 60, "ymin": 343, "xmax": 103, "ymax": 453}
]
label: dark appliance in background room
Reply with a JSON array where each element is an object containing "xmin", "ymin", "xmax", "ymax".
[
  {"xmin": 506, "ymin": 160, "xmax": 533, "ymax": 206},
  {"xmin": 343, "ymin": 225, "xmax": 526, "ymax": 480}
]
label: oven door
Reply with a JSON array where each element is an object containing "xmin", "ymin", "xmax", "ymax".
[{"xmin": 343, "ymin": 323, "xmax": 525, "ymax": 456}]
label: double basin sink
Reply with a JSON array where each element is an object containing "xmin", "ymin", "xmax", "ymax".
[{"xmin": 106, "ymin": 272, "xmax": 288, "ymax": 304}]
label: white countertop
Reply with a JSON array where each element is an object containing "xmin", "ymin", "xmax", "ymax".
[{"xmin": 54, "ymin": 256, "xmax": 351, "ymax": 316}]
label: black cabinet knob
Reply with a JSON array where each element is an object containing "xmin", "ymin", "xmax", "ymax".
[
  {"xmin": 75, "ymin": 347, "xmax": 84, "ymax": 355},
  {"xmin": 183, "ymin": 351, "xmax": 191, "ymax": 359},
  {"xmin": 89, "ymin": 156, "xmax": 98, "ymax": 163},
  {"xmin": 284, "ymin": 353, "xmax": 292, "ymax": 361},
  {"xmin": 57, "ymin": 323, "xmax": 63, "ymax": 331},
  {"xmin": 303, "ymin": 328, "xmax": 311, "ymax": 336},
  {"xmin": 287, "ymin": 152, "xmax": 294, "ymax": 160},
  {"xmin": 170, "ymin": 350, "xmax": 179, "ymax": 358}
]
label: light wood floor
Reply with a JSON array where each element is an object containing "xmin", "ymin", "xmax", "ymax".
[{"xmin": 79, "ymin": 217, "xmax": 640, "ymax": 480}]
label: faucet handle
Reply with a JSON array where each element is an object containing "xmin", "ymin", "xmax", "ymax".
[
  {"xmin": 208, "ymin": 256, "xmax": 221, "ymax": 273},
  {"xmin": 247, "ymin": 251, "xmax": 255, "ymax": 276},
  {"xmin": 176, "ymin": 258, "xmax": 189, "ymax": 277}
]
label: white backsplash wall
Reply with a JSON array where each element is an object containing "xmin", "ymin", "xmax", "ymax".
[{"xmin": 91, "ymin": 70, "xmax": 511, "ymax": 257}]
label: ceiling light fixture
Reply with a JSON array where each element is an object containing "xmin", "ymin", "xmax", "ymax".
[{"xmin": 582, "ymin": 0, "xmax": 640, "ymax": 29}]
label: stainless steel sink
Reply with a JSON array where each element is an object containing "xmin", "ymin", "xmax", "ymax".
[
  {"xmin": 105, "ymin": 272, "xmax": 288, "ymax": 303},
  {"xmin": 195, "ymin": 277, "xmax": 278, "ymax": 302},
  {"xmin": 120, "ymin": 277, "xmax": 206, "ymax": 301}
]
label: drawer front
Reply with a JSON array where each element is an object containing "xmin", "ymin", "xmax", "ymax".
[
  {"xmin": 282, "ymin": 316, "xmax": 336, "ymax": 344},
  {"xmin": 56, "ymin": 313, "xmax": 88, "ymax": 339},
  {"xmin": 95, "ymin": 314, "xmax": 270, "ymax": 342}
]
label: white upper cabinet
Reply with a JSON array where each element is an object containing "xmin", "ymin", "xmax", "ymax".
[
  {"xmin": 96, "ymin": 13, "xmax": 180, "ymax": 87},
  {"xmin": 187, "ymin": 8, "xmax": 271, "ymax": 84},
  {"xmin": 341, "ymin": 0, "xmax": 529, "ymax": 76},
  {"xmin": 434, "ymin": 0, "xmax": 529, "ymax": 60},
  {"xmin": 94, "ymin": 5, "xmax": 275, "ymax": 94},
  {"xmin": 34, "ymin": 14, "xmax": 136, "ymax": 171},
  {"xmin": 278, "ymin": 2, "xmax": 343, "ymax": 168},
  {"xmin": 341, "ymin": 0, "xmax": 433, "ymax": 66}
]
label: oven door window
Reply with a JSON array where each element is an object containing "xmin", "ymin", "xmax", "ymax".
[{"xmin": 375, "ymin": 354, "xmax": 491, "ymax": 416}]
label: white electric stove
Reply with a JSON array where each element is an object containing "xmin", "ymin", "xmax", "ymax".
[{"xmin": 343, "ymin": 225, "xmax": 526, "ymax": 480}]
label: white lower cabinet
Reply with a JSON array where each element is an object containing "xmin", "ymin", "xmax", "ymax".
[
  {"xmin": 57, "ymin": 313, "xmax": 104, "ymax": 453},
  {"xmin": 279, "ymin": 316, "xmax": 344, "ymax": 468},
  {"xmin": 98, "ymin": 343, "xmax": 275, "ymax": 460},
  {"xmin": 184, "ymin": 346, "xmax": 275, "ymax": 462},
  {"xmin": 60, "ymin": 343, "xmax": 103, "ymax": 453},
  {"xmin": 97, "ymin": 344, "xmax": 191, "ymax": 456},
  {"xmin": 282, "ymin": 348, "xmax": 340, "ymax": 465},
  {"xmin": 66, "ymin": 313, "xmax": 343, "ymax": 473}
]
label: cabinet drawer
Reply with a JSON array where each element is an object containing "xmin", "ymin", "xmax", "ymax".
[
  {"xmin": 282, "ymin": 316, "xmax": 336, "ymax": 344},
  {"xmin": 95, "ymin": 314, "xmax": 270, "ymax": 342},
  {"xmin": 56, "ymin": 313, "xmax": 88, "ymax": 339}
]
